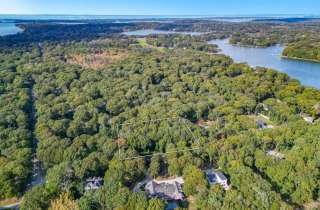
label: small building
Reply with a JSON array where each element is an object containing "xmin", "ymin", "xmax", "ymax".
[
  {"xmin": 195, "ymin": 119, "xmax": 214, "ymax": 129},
  {"xmin": 205, "ymin": 170, "xmax": 230, "ymax": 190},
  {"xmin": 302, "ymin": 114, "xmax": 314, "ymax": 124},
  {"xmin": 161, "ymin": 91, "xmax": 171, "ymax": 97},
  {"xmin": 256, "ymin": 120, "xmax": 274, "ymax": 130},
  {"xmin": 84, "ymin": 177, "xmax": 103, "ymax": 191},
  {"xmin": 262, "ymin": 104, "xmax": 269, "ymax": 111},
  {"xmin": 145, "ymin": 178, "xmax": 184, "ymax": 201},
  {"xmin": 266, "ymin": 150, "xmax": 285, "ymax": 159},
  {"xmin": 116, "ymin": 138, "xmax": 128, "ymax": 149}
]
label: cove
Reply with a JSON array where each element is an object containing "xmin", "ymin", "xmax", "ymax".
[
  {"xmin": 209, "ymin": 39, "xmax": 320, "ymax": 89},
  {"xmin": 0, "ymin": 22, "xmax": 23, "ymax": 36}
]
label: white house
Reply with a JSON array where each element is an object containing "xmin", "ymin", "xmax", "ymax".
[
  {"xmin": 266, "ymin": 150, "xmax": 285, "ymax": 159},
  {"xmin": 262, "ymin": 104, "xmax": 269, "ymax": 111},
  {"xmin": 302, "ymin": 114, "xmax": 314, "ymax": 124},
  {"xmin": 205, "ymin": 170, "xmax": 230, "ymax": 190}
]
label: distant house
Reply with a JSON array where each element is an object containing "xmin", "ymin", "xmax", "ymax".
[
  {"xmin": 84, "ymin": 177, "xmax": 103, "ymax": 191},
  {"xmin": 205, "ymin": 170, "xmax": 230, "ymax": 190},
  {"xmin": 195, "ymin": 119, "xmax": 214, "ymax": 129},
  {"xmin": 256, "ymin": 120, "xmax": 274, "ymax": 130},
  {"xmin": 302, "ymin": 114, "xmax": 314, "ymax": 124},
  {"xmin": 116, "ymin": 138, "xmax": 128, "ymax": 149},
  {"xmin": 161, "ymin": 91, "xmax": 171, "ymax": 97},
  {"xmin": 262, "ymin": 103, "xmax": 270, "ymax": 111},
  {"xmin": 266, "ymin": 150, "xmax": 285, "ymax": 159},
  {"xmin": 145, "ymin": 177, "xmax": 184, "ymax": 201}
]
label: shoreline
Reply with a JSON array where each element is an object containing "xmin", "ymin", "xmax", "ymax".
[
  {"xmin": 0, "ymin": 22, "xmax": 24, "ymax": 36},
  {"xmin": 229, "ymin": 41, "xmax": 278, "ymax": 49},
  {"xmin": 230, "ymin": 43, "xmax": 271, "ymax": 48},
  {"xmin": 281, "ymin": 55, "xmax": 320, "ymax": 63},
  {"xmin": 215, "ymin": 39, "xmax": 320, "ymax": 64}
]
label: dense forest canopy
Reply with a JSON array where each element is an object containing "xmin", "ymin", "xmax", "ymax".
[
  {"xmin": 0, "ymin": 19, "xmax": 320, "ymax": 210},
  {"xmin": 283, "ymin": 39, "xmax": 320, "ymax": 62}
]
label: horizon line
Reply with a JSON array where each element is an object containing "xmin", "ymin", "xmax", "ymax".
[{"xmin": 0, "ymin": 13, "xmax": 319, "ymax": 17}]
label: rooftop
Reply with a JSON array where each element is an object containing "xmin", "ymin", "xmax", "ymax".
[
  {"xmin": 302, "ymin": 114, "xmax": 314, "ymax": 123},
  {"xmin": 145, "ymin": 177, "xmax": 184, "ymax": 201},
  {"xmin": 84, "ymin": 177, "xmax": 103, "ymax": 191},
  {"xmin": 195, "ymin": 119, "xmax": 214, "ymax": 129},
  {"xmin": 205, "ymin": 170, "xmax": 230, "ymax": 190},
  {"xmin": 256, "ymin": 120, "xmax": 274, "ymax": 129},
  {"xmin": 266, "ymin": 150, "xmax": 285, "ymax": 159}
]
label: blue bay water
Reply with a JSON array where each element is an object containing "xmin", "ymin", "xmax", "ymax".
[
  {"xmin": 209, "ymin": 39, "xmax": 320, "ymax": 89},
  {"xmin": 0, "ymin": 23, "xmax": 23, "ymax": 36}
]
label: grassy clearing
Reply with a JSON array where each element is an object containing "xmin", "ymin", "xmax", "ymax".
[
  {"xmin": 137, "ymin": 38, "xmax": 148, "ymax": 47},
  {"xmin": 136, "ymin": 38, "xmax": 166, "ymax": 52},
  {"xmin": 67, "ymin": 49, "xmax": 129, "ymax": 70}
]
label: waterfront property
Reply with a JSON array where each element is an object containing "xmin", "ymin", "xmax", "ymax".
[
  {"xmin": 205, "ymin": 170, "xmax": 230, "ymax": 190},
  {"xmin": 145, "ymin": 177, "xmax": 184, "ymax": 201}
]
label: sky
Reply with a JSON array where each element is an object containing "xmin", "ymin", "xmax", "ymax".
[{"xmin": 1, "ymin": 0, "xmax": 319, "ymax": 15}]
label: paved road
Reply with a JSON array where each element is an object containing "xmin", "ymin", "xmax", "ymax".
[
  {"xmin": 1, "ymin": 50, "xmax": 46, "ymax": 210},
  {"xmin": 0, "ymin": 202, "xmax": 20, "ymax": 210}
]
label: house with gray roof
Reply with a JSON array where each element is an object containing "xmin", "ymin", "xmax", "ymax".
[
  {"xmin": 84, "ymin": 177, "xmax": 103, "ymax": 191},
  {"xmin": 267, "ymin": 150, "xmax": 285, "ymax": 159},
  {"xmin": 145, "ymin": 177, "xmax": 184, "ymax": 201}
]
